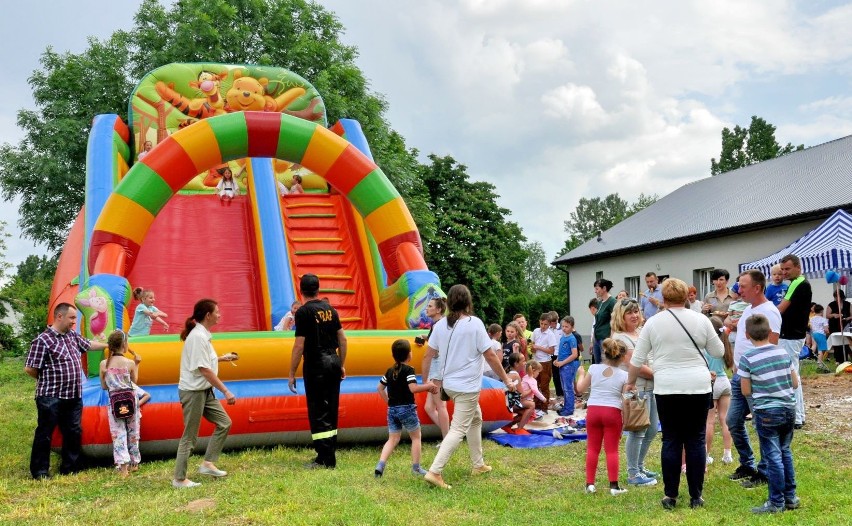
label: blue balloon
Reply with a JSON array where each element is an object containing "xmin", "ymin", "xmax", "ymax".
[{"xmin": 825, "ymin": 270, "xmax": 840, "ymax": 284}]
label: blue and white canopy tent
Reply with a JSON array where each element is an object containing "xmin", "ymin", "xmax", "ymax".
[{"xmin": 739, "ymin": 208, "xmax": 852, "ymax": 279}]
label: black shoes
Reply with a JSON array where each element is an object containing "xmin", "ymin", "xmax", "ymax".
[
  {"xmin": 690, "ymin": 497, "xmax": 705, "ymax": 509},
  {"xmin": 741, "ymin": 473, "xmax": 769, "ymax": 488},
  {"xmin": 729, "ymin": 465, "xmax": 757, "ymax": 480},
  {"xmin": 661, "ymin": 497, "xmax": 677, "ymax": 510}
]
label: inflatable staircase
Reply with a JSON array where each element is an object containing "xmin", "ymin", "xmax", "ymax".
[{"xmin": 281, "ymin": 193, "xmax": 376, "ymax": 329}]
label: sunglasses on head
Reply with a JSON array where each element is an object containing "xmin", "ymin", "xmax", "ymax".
[{"xmin": 620, "ymin": 298, "xmax": 639, "ymax": 306}]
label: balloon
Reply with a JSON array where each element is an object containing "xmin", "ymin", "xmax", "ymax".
[
  {"xmin": 840, "ymin": 275, "xmax": 849, "ymax": 286},
  {"xmin": 826, "ymin": 270, "xmax": 840, "ymax": 284}
]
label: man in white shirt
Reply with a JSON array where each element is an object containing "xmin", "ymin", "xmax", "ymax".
[{"xmin": 727, "ymin": 269, "xmax": 781, "ymax": 488}]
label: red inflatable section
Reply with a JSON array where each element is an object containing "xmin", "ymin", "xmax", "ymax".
[
  {"xmin": 281, "ymin": 193, "xmax": 377, "ymax": 330},
  {"xmin": 126, "ymin": 194, "xmax": 264, "ymax": 332}
]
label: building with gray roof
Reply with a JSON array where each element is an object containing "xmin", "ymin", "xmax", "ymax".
[{"xmin": 553, "ymin": 134, "xmax": 852, "ymax": 340}]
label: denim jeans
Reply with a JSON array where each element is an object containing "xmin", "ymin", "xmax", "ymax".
[
  {"xmin": 626, "ymin": 389, "xmax": 659, "ymax": 477},
  {"xmin": 558, "ymin": 361, "xmax": 580, "ymax": 415},
  {"xmin": 779, "ymin": 338, "xmax": 805, "ymax": 425},
  {"xmin": 753, "ymin": 406, "xmax": 797, "ymax": 507},
  {"xmin": 30, "ymin": 396, "xmax": 83, "ymax": 478},
  {"xmin": 655, "ymin": 393, "xmax": 711, "ymax": 500},
  {"xmin": 592, "ymin": 339, "xmax": 603, "ymax": 364},
  {"xmin": 727, "ymin": 374, "xmax": 757, "ymax": 470}
]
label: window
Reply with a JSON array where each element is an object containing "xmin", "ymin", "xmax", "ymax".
[
  {"xmin": 694, "ymin": 268, "xmax": 714, "ymax": 298},
  {"xmin": 624, "ymin": 276, "xmax": 640, "ymax": 299},
  {"xmin": 595, "ymin": 271, "xmax": 604, "ymax": 281}
]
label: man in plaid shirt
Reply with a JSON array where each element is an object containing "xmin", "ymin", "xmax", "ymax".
[{"xmin": 24, "ymin": 303, "xmax": 107, "ymax": 479}]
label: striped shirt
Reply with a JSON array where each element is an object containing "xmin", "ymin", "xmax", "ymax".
[
  {"xmin": 737, "ymin": 344, "xmax": 795, "ymax": 410},
  {"xmin": 25, "ymin": 327, "xmax": 91, "ymax": 399}
]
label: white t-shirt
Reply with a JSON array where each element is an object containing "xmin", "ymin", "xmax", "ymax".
[
  {"xmin": 531, "ymin": 327, "xmax": 556, "ymax": 362},
  {"xmin": 734, "ymin": 300, "xmax": 782, "ymax": 368},
  {"xmin": 586, "ymin": 364, "xmax": 628, "ymax": 409},
  {"xmin": 178, "ymin": 323, "xmax": 218, "ymax": 391},
  {"xmin": 429, "ymin": 316, "xmax": 492, "ymax": 393},
  {"xmin": 632, "ymin": 308, "xmax": 724, "ymax": 395}
]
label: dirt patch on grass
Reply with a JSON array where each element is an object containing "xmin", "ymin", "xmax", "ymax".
[
  {"xmin": 802, "ymin": 372, "xmax": 852, "ymax": 440},
  {"xmin": 178, "ymin": 497, "xmax": 216, "ymax": 513}
]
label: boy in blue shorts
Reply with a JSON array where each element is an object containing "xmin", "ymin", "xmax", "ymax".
[
  {"xmin": 739, "ymin": 314, "xmax": 800, "ymax": 514},
  {"xmin": 375, "ymin": 340, "xmax": 438, "ymax": 477}
]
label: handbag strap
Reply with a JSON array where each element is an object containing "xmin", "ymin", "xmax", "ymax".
[{"xmin": 667, "ymin": 309, "xmax": 710, "ymax": 369}]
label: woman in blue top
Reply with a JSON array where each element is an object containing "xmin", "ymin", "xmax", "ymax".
[{"xmin": 129, "ymin": 287, "xmax": 169, "ymax": 337}]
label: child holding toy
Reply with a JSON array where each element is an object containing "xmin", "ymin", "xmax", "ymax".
[
  {"xmin": 375, "ymin": 339, "xmax": 438, "ymax": 478},
  {"xmin": 129, "ymin": 287, "xmax": 169, "ymax": 337}
]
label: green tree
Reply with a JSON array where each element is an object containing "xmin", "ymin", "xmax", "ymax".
[
  {"xmin": 0, "ymin": 0, "xmax": 433, "ymax": 250},
  {"xmin": 710, "ymin": 115, "xmax": 804, "ymax": 175},
  {"xmin": 421, "ymin": 155, "xmax": 527, "ymax": 322},
  {"xmin": 1, "ymin": 255, "xmax": 58, "ymax": 353},
  {"xmin": 560, "ymin": 192, "xmax": 657, "ymax": 254},
  {"xmin": 0, "ymin": 221, "xmax": 10, "ymax": 287},
  {"xmin": 522, "ymin": 241, "xmax": 554, "ymax": 296}
]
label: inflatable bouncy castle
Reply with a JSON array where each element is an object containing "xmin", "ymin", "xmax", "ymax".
[{"xmin": 47, "ymin": 63, "xmax": 509, "ymax": 456}]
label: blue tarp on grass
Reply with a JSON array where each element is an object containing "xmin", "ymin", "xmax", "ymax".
[{"xmin": 487, "ymin": 423, "xmax": 588, "ymax": 449}]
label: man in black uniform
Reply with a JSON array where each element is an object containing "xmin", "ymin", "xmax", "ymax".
[{"xmin": 288, "ymin": 274, "xmax": 347, "ymax": 468}]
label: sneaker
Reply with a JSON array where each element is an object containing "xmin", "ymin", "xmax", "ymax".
[
  {"xmin": 585, "ymin": 484, "xmax": 596, "ymax": 494},
  {"xmin": 785, "ymin": 496, "xmax": 801, "ymax": 510},
  {"xmin": 690, "ymin": 497, "xmax": 705, "ymax": 509},
  {"xmin": 610, "ymin": 486, "xmax": 628, "ymax": 496},
  {"xmin": 741, "ymin": 474, "xmax": 768, "ymax": 488},
  {"xmin": 722, "ymin": 453, "xmax": 733, "ymax": 464},
  {"xmin": 627, "ymin": 474, "xmax": 657, "ymax": 487},
  {"xmin": 374, "ymin": 468, "xmax": 383, "ymax": 478},
  {"xmin": 661, "ymin": 497, "xmax": 677, "ymax": 510},
  {"xmin": 794, "ymin": 422, "xmax": 804, "ymax": 430},
  {"xmin": 729, "ymin": 465, "xmax": 756, "ymax": 481},
  {"xmin": 198, "ymin": 465, "xmax": 227, "ymax": 477},
  {"xmin": 534, "ymin": 410, "xmax": 546, "ymax": 420},
  {"xmin": 412, "ymin": 466, "xmax": 428, "ymax": 476},
  {"xmin": 751, "ymin": 501, "xmax": 784, "ymax": 514},
  {"xmin": 640, "ymin": 467, "xmax": 659, "ymax": 478},
  {"xmin": 706, "ymin": 455, "xmax": 714, "ymax": 465},
  {"xmin": 172, "ymin": 479, "xmax": 201, "ymax": 488}
]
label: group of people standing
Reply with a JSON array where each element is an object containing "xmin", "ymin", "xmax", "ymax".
[
  {"xmin": 584, "ymin": 255, "xmax": 811, "ymax": 513},
  {"xmin": 20, "ymin": 256, "xmax": 824, "ymax": 513},
  {"xmin": 24, "ymin": 273, "xmax": 347, "ymax": 488}
]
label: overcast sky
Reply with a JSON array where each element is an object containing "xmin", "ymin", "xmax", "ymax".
[{"xmin": 3, "ymin": 0, "xmax": 852, "ymax": 270}]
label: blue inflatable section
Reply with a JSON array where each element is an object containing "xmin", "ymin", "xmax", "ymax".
[{"xmin": 249, "ymin": 158, "xmax": 296, "ymax": 327}]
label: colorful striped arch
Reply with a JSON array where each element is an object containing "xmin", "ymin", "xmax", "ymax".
[{"xmin": 90, "ymin": 112, "xmax": 425, "ymax": 282}]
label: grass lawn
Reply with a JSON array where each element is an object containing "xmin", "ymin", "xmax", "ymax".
[{"xmin": 1, "ymin": 356, "xmax": 850, "ymax": 525}]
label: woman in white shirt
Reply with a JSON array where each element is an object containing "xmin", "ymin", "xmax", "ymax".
[
  {"xmin": 423, "ymin": 285, "xmax": 514, "ymax": 490},
  {"xmin": 627, "ymin": 278, "xmax": 724, "ymax": 510},
  {"xmin": 172, "ymin": 299, "xmax": 238, "ymax": 488}
]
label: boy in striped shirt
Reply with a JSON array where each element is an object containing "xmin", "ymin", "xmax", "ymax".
[{"xmin": 739, "ymin": 314, "xmax": 800, "ymax": 514}]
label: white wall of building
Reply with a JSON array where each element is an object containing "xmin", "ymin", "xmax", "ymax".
[{"xmin": 565, "ymin": 219, "xmax": 841, "ymax": 339}]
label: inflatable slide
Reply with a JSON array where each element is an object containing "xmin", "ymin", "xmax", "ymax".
[{"xmin": 47, "ymin": 63, "xmax": 510, "ymax": 457}]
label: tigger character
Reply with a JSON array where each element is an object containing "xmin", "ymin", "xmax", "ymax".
[{"xmin": 155, "ymin": 70, "xmax": 228, "ymax": 121}]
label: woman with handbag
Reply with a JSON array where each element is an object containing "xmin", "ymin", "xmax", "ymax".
[
  {"xmin": 612, "ymin": 299, "xmax": 659, "ymax": 487},
  {"xmin": 423, "ymin": 285, "xmax": 515, "ymax": 490},
  {"xmin": 99, "ymin": 330, "xmax": 141, "ymax": 477},
  {"xmin": 626, "ymin": 278, "xmax": 724, "ymax": 510}
]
